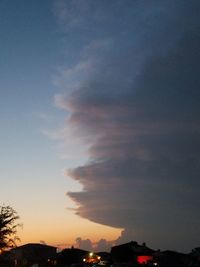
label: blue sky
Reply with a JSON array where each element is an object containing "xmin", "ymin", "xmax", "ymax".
[
  {"xmin": 1, "ymin": 0, "xmax": 200, "ymax": 252},
  {"xmin": 0, "ymin": 0, "xmax": 122, "ymax": 250}
]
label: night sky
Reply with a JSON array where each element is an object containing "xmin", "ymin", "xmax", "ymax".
[{"xmin": 0, "ymin": 0, "xmax": 200, "ymax": 252}]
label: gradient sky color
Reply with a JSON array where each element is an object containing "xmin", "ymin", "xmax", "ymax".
[
  {"xmin": 0, "ymin": 0, "xmax": 122, "ymax": 250},
  {"xmin": 1, "ymin": 0, "xmax": 200, "ymax": 253}
]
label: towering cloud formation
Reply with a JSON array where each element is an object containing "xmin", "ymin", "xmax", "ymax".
[{"xmin": 55, "ymin": 0, "xmax": 200, "ymax": 251}]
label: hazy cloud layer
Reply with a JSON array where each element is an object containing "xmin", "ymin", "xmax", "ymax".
[
  {"xmin": 75, "ymin": 237, "xmax": 93, "ymax": 251},
  {"xmin": 75, "ymin": 237, "xmax": 112, "ymax": 252},
  {"xmin": 55, "ymin": 0, "xmax": 200, "ymax": 251}
]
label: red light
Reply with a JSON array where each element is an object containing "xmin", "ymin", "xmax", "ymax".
[{"xmin": 137, "ymin": 255, "xmax": 153, "ymax": 264}]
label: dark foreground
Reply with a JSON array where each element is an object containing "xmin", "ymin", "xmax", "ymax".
[{"xmin": 1, "ymin": 241, "xmax": 200, "ymax": 267}]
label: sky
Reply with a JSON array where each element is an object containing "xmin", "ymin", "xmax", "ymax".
[{"xmin": 0, "ymin": 0, "xmax": 200, "ymax": 253}]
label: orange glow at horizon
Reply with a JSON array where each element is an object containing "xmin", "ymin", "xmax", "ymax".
[{"xmin": 17, "ymin": 212, "xmax": 122, "ymax": 249}]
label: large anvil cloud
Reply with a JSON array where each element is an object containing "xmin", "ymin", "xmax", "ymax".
[{"xmin": 55, "ymin": 0, "xmax": 200, "ymax": 251}]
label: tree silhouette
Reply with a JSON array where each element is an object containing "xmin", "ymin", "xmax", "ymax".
[{"xmin": 0, "ymin": 205, "xmax": 21, "ymax": 252}]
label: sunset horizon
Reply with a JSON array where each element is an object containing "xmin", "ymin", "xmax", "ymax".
[{"xmin": 1, "ymin": 0, "xmax": 200, "ymax": 255}]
